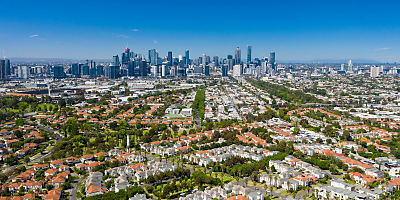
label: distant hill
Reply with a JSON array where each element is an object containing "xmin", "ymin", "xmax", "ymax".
[
  {"xmin": 8, "ymin": 57, "xmax": 112, "ymax": 63},
  {"xmin": 306, "ymin": 59, "xmax": 381, "ymax": 64}
]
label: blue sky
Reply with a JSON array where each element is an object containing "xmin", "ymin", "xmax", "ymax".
[{"xmin": 0, "ymin": 0, "xmax": 399, "ymax": 62}]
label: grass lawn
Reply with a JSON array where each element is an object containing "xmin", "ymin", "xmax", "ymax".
[
  {"xmin": 210, "ymin": 172, "xmax": 235, "ymax": 183},
  {"xmin": 45, "ymin": 145, "xmax": 53, "ymax": 152},
  {"xmin": 345, "ymin": 180, "xmax": 356, "ymax": 185},
  {"xmin": 27, "ymin": 103, "xmax": 56, "ymax": 112},
  {"xmin": 0, "ymin": 108, "xmax": 19, "ymax": 113},
  {"xmin": 280, "ymin": 190, "xmax": 289, "ymax": 196}
]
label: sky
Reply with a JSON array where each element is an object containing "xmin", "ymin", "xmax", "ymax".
[{"xmin": 0, "ymin": 0, "xmax": 400, "ymax": 62}]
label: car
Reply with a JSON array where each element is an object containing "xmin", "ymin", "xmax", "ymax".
[
  {"xmin": 255, "ymin": 187, "xmax": 259, "ymax": 190},
  {"xmin": 180, "ymin": 193, "xmax": 185, "ymax": 196}
]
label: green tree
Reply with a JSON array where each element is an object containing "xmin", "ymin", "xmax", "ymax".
[
  {"xmin": 5, "ymin": 155, "xmax": 18, "ymax": 166},
  {"xmin": 16, "ymin": 118, "xmax": 24, "ymax": 127}
]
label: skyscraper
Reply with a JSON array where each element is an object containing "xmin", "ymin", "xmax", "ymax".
[
  {"xmin": 0, "ymin": 60, "xmax": 5, "ymax": 80},
  {"xmin": 89, "ymin": 66, "xmax": 97, "ymax": 77},
  {"xmin": 82, "ymin": 65, "xmax": 89, "ymax": 75},
  {"xmin": 213, "ymin": 56, "xmax": 219, "ymax": 66},
  {"xmin": 185, "ymin": 50, "xmax": 190, "ymax": 65},
  {"xmin": 128, "ymin": 61, "xmax": 135, "ymax": 76},
  {"xmin": 234, "ymin": 47, "xmax": 241, "ymax": 65},
  {"xmin": 149, "ymin": 49, "xmax": 158, "ymax": 66},
  {"xmin": 122, "ymin": 47, "xmax": 130, "ymax": 64},
  {"xmin": 233, "ymin": 64, "xmax": 241, "ymax": 77},
  {"xmin": 348, "ymin": 60, "xmax": 353, "ymax": 71},
  {"xmin": 96, "ymin": 65, "xmax": 104, "ymax": 76},
  {"xmin": 18, "ymin": 66, "xmax": 29, "ymax": 79},
  {"xmin": 106, "ymin": 65, "xmax": 116, "ymax": 79},
  {"xmin": 227, "ymin": 55, "xmax": 233, "ymax": 71},
  {"xmin": 247, "ymin": 45, "xmax": 251, "ymax": 65},
  {"xmin": 4, "ymin": 59, "xmax": 10, "ymax": 76},
  {"xmin": 113, "ymin": 55, "xmax": 120, "ymax": 66},
  {"xmin": 269, "ymin": 52, "xmax": 276, "ymax": 71},
  {"xmin": 139, "ymin": 61, "xmax": 148, "ymax": 77},
  {"xmin": 221, "ymin": 65, "xmax": 228, "ymax": 76},
  {"xmin": 204, "ymin": 65, "xmax": 210, "ymax": 76},
  {"xmin": 71, "ymin": 63, "xmax": 80, "ymax": 77},
  {"xmin": 167, "ymin": 51, "xmax": 173, "ymax": 65},
  {"xmin": 202, "ymin": 54, "xmax": 207, "ymax": 64}
]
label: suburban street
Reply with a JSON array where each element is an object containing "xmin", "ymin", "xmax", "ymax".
[{"xmin": 0, "ymin": 124, "xmax": 62, "ymax": 175}]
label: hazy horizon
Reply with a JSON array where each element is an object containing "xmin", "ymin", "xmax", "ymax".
[{"xmin": 1, "ymin": 0, "xmax": 399, "ymax": 62}]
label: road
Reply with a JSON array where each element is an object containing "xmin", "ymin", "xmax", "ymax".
[
  {"xmin": 0, "ymin": 124, "xmax": 62, "ymax": 175},
  {"xmin": 28, "ymin": 124, "xmax": 63, "ymax": 163},
  {"xmin": 69, "ymin": 175, "xmax": 82, "ymax": 200},
  {"xmin": 243, "ymin": 181, "xmax": 286, "ymax": 200}
]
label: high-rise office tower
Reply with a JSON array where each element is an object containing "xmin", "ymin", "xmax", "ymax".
[
  {"xmin": 122, "ymin": 47, "xmax": 130, "ymax": 64},
  {"xmin": 348, "ymin": 60, "xmax": 353, "ymax": 71},
  {"xmin": 198, "ymin": 57, "xmax": 203, "ymax": 65},
  {"xmin": 18, "ymin": 66, "xmax": 30, "ymax": 79},
  {"xmin": 106, "ymin": 65, "xmax": 116, "ymax": 79},
  {"xmin": 113, "ymin": 55, "xmax": 120, "ymax": 66},
  {"xmin": 81, "ymin": 65, "xmax": 90, "ymax": 76},
  {"xmin": 88, "ymin": 60, "xmax": 96, "ymax": 69},
  {"xmin": 4, "ymin": 59, "xmax": 10, "ymax": 76},
  {"xmin": 129, "ymin": 52, "xmax": 135, "ymax": 59},
  {"xmin": 269, "ymin": 52, "xmax": 276, "ymax": 71},
  {"xmin": 247, "ymin": 45, "xmax": 251, "ymax": 65},
  {"xmin": 185, "ymin": 50, "xmax": 190, "ymax": 64},
  {"xmin": 128, "ymin": 61, "xmax": 135, "ymax": 76},
  {"xmin": 213, "ymin": 56, "xmax": 219, "ymax": 66},
  {"xmin": 340, "ymin": 64, "xmax": 345, "ymax": 71},
  {"xmin": 221, "ymin": 65, "xmax": 228, "ymax": 76},
  {"xmin": 0, "ymin": 60, "xmax": 5, "ymax": 80},
  {"xmin": 71, "ymin": 63, "xmax": 80, "ymax": 77},
  {"xmin": 88, "ymin": 60, "xmax": 96, "ymax": 77},
  {"xmin": 233, "ymin": 64, "xmax": 241, "ymax": 77},
  {"xmin": 204, "ymin": 65, "xmax": 210, "ymax": 76},
  {"xmin": 161, "ymin": 63, "xmax": 168, "ymax": 77},
  {"xmin": 167, "ymin": 51, "xmax": 173, "ymax": 65},
  {"xmin": 202, "ymin": 54, "xmax": 207, "ymax": 64},
  {"xmin": 89, "ymin": 67, "xmax": 97, "ymax": 77},
  {"xmin": 96, "ymin": 65, "xmax": 104, "ymax": 76},
  {"xmin": 139, "ymin": 61, "xmax": 148, "ymax": 77},
  {"xmin": 227, "ymin": 55, "xmax": 233, "ymax": 71},
  {"xmin": 235, "ymin": 47, "xmax": 241, "ymax": 65},
  {"xmin": 53, "ymin": 66, "xmax": 65, "ymax": 79},
  {"xmin": 151, "ymin": 65, "xmax": 158, "ymax": 77},
  {"xmin": 149, "ymin": 49, "xmax": 158, "ymax": 66}
]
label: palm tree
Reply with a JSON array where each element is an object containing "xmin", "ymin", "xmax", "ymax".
[
  {"xmin": 269, "ymin": 174, "xmax": 272, "ymax": 188},
  {"xmin": 269, "ymin": 186, "xmax": 273, "ymax": 197},
  {"xmin": 235, "ymin": 176, "xmax": 240, "ymax": 185},
  {"xmin": 263, "ymin": 184, "xmax": 268, "ymax": 195},
  {"xmin": 286, "ymin": 181, "xmax": 290, "ymax": 191},
  {"xmin": 164, "ymin": 153, "xmax": 168, "ymax": 163}
]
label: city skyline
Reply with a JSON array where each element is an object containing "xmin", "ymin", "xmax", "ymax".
[{"xmin": 0, "ymin": 0, "xmax": 400, "ymax": 62}]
